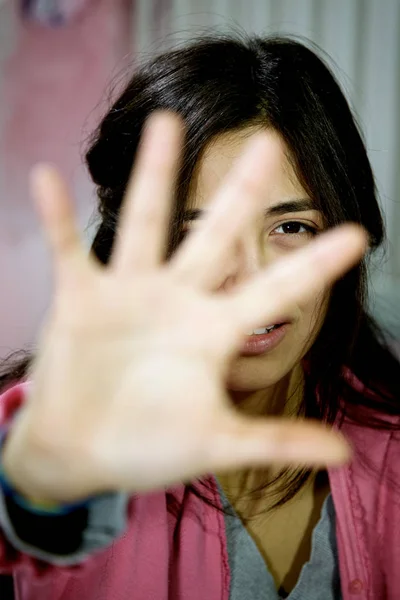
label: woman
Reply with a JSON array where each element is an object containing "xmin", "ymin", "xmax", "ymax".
[{"xmin": 0, "ymin": 34, "xmax": 399, "ymax": 600}]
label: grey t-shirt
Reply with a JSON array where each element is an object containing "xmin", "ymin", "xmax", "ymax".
[
  {"xmin": 217, "ymin": 481, "xmax": 342, "ymax": 600},
  {"xmin": 0, "ymin": 482, "xmax": 342, "ymax": 598}
]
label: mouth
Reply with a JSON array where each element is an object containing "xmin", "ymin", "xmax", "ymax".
[
  {"xmin": 245, "ymin": 322, "xmax": 286, "ymax": 336},
  {"xmin": 240, "ymin": 321, "xmax": 290, "ymax": 356}
]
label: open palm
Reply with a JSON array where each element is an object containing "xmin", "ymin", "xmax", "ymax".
[{"xmin": 6, "ymin": 112, "xmax": 366, "ymax": 503}]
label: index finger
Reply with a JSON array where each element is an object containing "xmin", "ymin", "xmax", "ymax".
[{"xmin": 226, "ymin": 224, "xmax": 368, "ymax": 334}]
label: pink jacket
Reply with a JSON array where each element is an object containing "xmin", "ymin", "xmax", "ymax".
[{"xmin": 0, "ymin": 381, "xmax": 399, "ymax": 600}]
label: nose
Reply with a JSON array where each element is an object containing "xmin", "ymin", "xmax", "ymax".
[{"xmin": 220, "ymin": 230, "xmax": 271, "ymax": 294}]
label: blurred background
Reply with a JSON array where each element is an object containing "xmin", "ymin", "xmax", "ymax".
[{"xmin": 0, "ymin": 0, "xmax": 399, "ymax": 358}]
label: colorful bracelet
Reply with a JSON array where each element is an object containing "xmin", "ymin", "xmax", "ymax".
[{"xmin": 0, "ymin": 426, "xmax": 92, "ymax": 516}]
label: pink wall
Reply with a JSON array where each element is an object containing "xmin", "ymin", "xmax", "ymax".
[{"xmin": 0, "ymin": 0, "xmax": 133, "ymax": 358}]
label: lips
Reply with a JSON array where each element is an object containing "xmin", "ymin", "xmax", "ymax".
[
  {"xmin": 240, "ymin": 322, "xmax": 290, "ymax": 356},
  {"xmin": 248, "ymin": 317, "xmax": 291, "ymax": 332}
]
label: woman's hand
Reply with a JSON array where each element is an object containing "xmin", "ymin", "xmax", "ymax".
[{"xmin": 2, "ymin": 112, "xmax": 366, "ymax": 503}]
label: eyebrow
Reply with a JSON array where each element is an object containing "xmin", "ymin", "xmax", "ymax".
[{"xmin": 182, "ymin": 198, "xmax": 315, "ymax": 221}]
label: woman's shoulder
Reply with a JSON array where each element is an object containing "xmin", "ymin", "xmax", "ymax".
[{"xmin": 0, "ymin": 380, "xmax": 30, "ymax": 425}]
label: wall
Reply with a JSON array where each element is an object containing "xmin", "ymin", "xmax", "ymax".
[{"xmin": 0, "ymin": 0, "xmax": 132, "ymax": 357}]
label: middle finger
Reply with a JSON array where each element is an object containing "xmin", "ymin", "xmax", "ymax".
[{"xmin": 169, "ymin": 133, "xmax": 280, "ymax": 289}]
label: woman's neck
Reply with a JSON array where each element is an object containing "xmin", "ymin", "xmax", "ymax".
[
  {"xmin": 217, "ymin": 364, "xmax": 309, "ymax": 513},
  {"xmin": 227, "ymin": 363, "xmax": 305, "ymax": 418}
]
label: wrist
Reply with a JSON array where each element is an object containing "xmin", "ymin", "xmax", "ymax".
[{"xmin": 0, "ymin": 425, "xmax": 91, "ymax": 516}]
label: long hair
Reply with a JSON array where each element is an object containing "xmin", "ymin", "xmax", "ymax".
[{"xmin": 2, "ymin": 33, "xmax": 399, "ymax": 517}]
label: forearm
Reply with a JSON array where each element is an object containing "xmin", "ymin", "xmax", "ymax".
[{"xmin": 0, "ymin": 485, "xmax": 129, "ymax": 566}]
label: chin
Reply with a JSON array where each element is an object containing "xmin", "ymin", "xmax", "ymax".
[
  {"xmin": 225, "ymin": 352, "xmax": 295, "ymax": 391},
  {"xmin": 225, "ymin": 329, "xmax": 313, "ymax": 389}
]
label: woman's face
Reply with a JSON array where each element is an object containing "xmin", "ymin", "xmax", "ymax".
[{"xmin": 184, "ymin": 127, "xmax": 331, "ymax": 392}]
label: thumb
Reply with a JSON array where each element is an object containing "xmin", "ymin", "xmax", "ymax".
[{"xmin": 208, "ymin": 415, "xmax": 352, "ymax": 473}]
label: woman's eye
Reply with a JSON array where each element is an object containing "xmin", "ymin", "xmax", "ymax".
[
  {"xmin": 176, "ymin": 221, "xmax": 318, "ymax": 250},
  {"xmin": 272, "ymin": 221, "xmax": 317, "ymax": 236},
  {"xmin": 269, "ymin": 221, "xmax": 319, "ymax": 250},
  {"xmin": 177, "ymin": 228, "xmax": 190, "ymax": 244}
]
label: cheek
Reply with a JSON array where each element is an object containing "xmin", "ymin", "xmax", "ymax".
[{"xmin": 298, "ymin": 290, "xmax": 331, "ymax": 338}]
